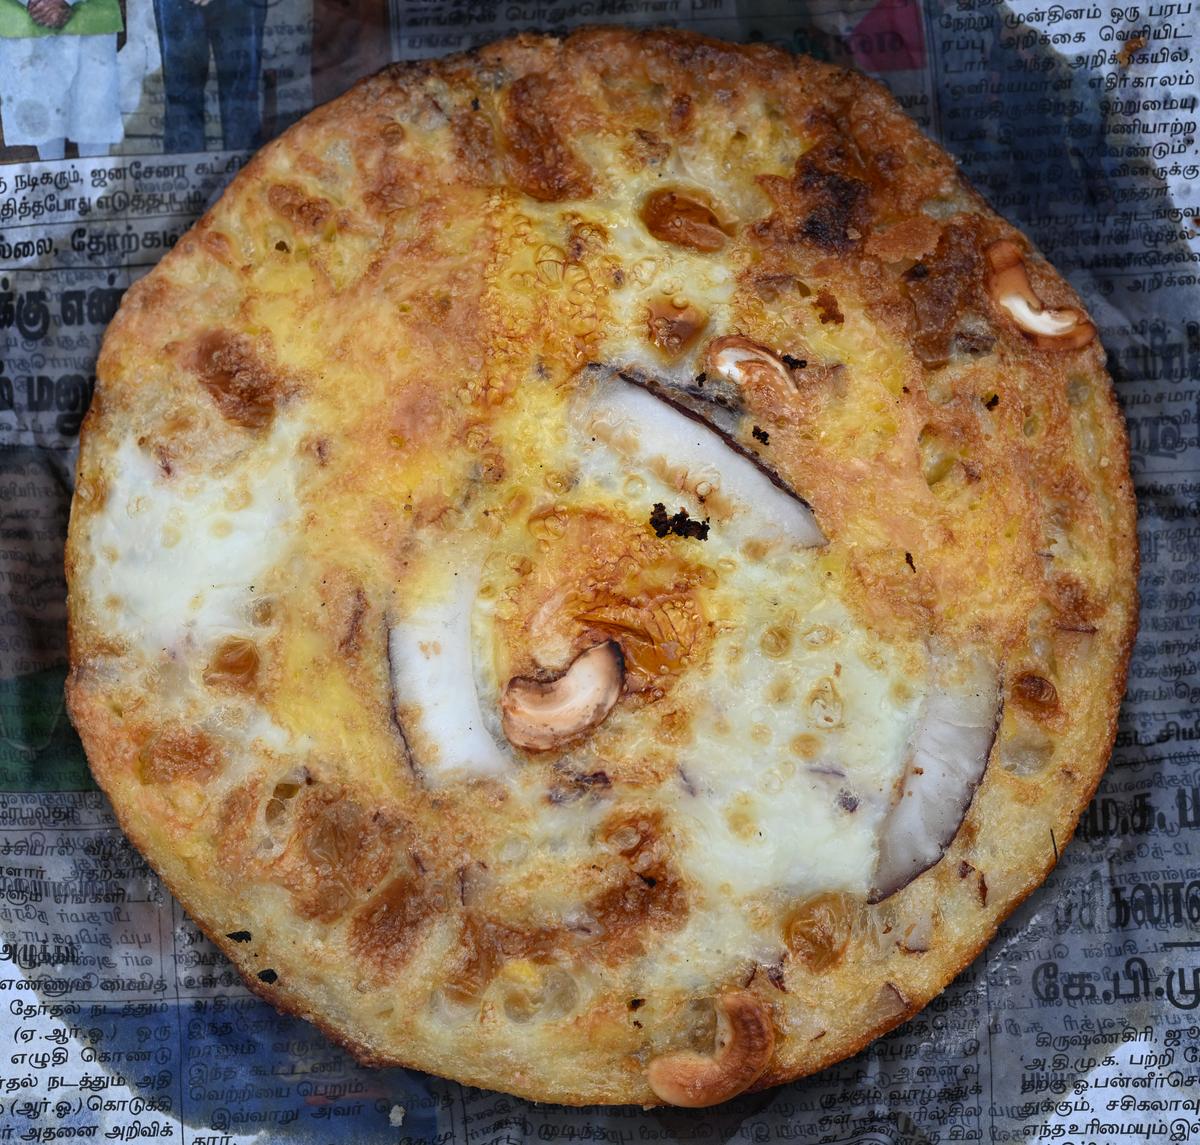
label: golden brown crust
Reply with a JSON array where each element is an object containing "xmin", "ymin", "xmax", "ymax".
[{"xmin": 65, "ymin": 27, "xmax": 1137, "ymax": 1106}]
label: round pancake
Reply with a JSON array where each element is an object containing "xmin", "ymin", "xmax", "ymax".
[{"xmin": 65, "ymin": 28, "xmax": 1137, "ymax": 1107}]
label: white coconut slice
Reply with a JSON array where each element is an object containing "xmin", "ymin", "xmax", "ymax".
[
  {"xmin": 870, "ymin": 653, "xmax": 1001, "ymax": 901},
  {"xmin": 387, "ymin": 556, "xmax": 510, "ymax": 782},
  {"xmin": 577, "ymin": 375, "xmax": 826, "ymax": 548}
]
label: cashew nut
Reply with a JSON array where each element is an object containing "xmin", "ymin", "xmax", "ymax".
[
  {"xmin": 646, "ymin": 991, "xmax": 776, "ymax": 1107},
  {"xmin": 501, "ymin": 641, "xmax": 624, "ymax": 751},
  {"xmin": 704, "ymin": 334, "xmax": 795, "ymax": 390},
  {"xmin": 985, "ymin": 240, "xmax": 1096, "ymax": 350}
]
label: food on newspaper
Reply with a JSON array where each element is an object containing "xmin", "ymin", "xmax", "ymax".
[{"xmin": 65, "ymin": 28, "xmax": 1137, "ymax": 1107}]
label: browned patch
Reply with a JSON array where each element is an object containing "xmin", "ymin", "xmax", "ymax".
[
  {"xmin": 1048, "ymin": 571, "xmax": 1104, "ymax": 628},
  {"xmin": 358, "ymin": 120, "xmax": 421, "ymax": 216},
  {"xmin": 501, "ymin": 73, "xmax": 592, "ymax": 202},
  {"xmin": 903, "ymin": 222, "xmax": 986, "ymax": 368},
  {"xmin": 579, "ymin": 595, "xmax": 705, "ymax": 692},
  {"xmin": 213, "ymin": 780, "xmax": 263, "ymax": 869},
  {"xmin": 627, "ymin": 128, "xmax": 670, "ymax": 167},
  {"xmin": 646, "ymin": 297, "xmax": 708, "ymax": 359},
  {"xmin": 140, "ymin": 725, "xmax": 222, "ymax": 785},
  {"xmin": 445, "ymin": 914, "xmax": 558, "ymax": 1002},
  {"xmin": 452, "ymin": 108, "xmax": 499, "ymax": 184},
  {"xmin": 783, "ymin": 893, "xmax": 855, "ymax": 972},
  {"xmin": 203, "ymin": 636, "xmax": 260, "ymax": 690},
  {"xmin": 389, "ymin": 383, "xmax": 446, "ymax": 447},
  {"xmin": 814, "ymin": 289, "xmax": 844, "ymax": 325},
  {"xmin": 668, "ymin": 92, "xmax": 694, "ymax": 133},
  {"xmin": 641, "ymin": 189, "xmax": 727, "ymax": 252},
  {"xmin": 199, "ymin": 226, "xmax": 236, "ymax": 266},
  {"xmin": 349, "ymin": 872, "xmax": 435, "ymax": 971},
  {"xmin": 496, "ymin": 510, "xmax": 711, "ymax": 704},
  {"xmin": 588, "ymin": 812, "xmax": 688, "ymax": 963},
  {"xmin": 267, "ymin": 183, "xmax": 334, "ymax": 232},
  {"xmin": 339, "ymin": 588, "xmax": 368, "ymax": 655},
  {"xmin": 317, "ymin": 567, "xmax": 372, "ymax": 658},
  {"xmin": 1013, "ymin": 672, "xmax": 1057, "ymax": 708},
  {"xmin": 761, "ymin": 138, "xmax": 871, "ymax": 253},
  {"xmin": 189, "ymin": 330, "xmax": 284, "ymax": 430},
  {"xmin": 273, "ymin": 787, "xmax": 402, "ymax": 923},
  {"xmin": 865, "ymin": 214, "xmax": 941, "ymax": 264},
  {"xmin": 465, "ymin": 422, "xmax": 507, "ymax": 485}
]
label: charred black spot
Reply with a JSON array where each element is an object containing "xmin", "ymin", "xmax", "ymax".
[
  {"xmin": 795, "ymin": 156, "xmax": 870, "ymax": 252},
  {"xmin": 274, "ymin": 240, "xmax": 290, "ymax": 253},
  {"xmin": 905, "ymin": 551, "xmax": 916, "ymax": 572},
  {"xmin": 780, "ymin": 353, "xmax": 807, "ymax": 370},
  {"xmin": 470, "ymin": 97, "xmax": 481, "ymax": 111},
  {"xmin": 905, "ymin": 262, "xmax": 929, "ymax": 280},
  {"xmin": 226, "ymin": 930, "xmax": 252, "ymax": 943},
  {"xmin": 629, "ymin": 997, "xmax": 645, "ymax": 1010},
  {"xmin": 837, "ymin": 790, "xmax": 859, "ymax": 813},
  {"xmin": 257, "ymin": 968, "xmax": 278, "ymax": 984},
  {"xmin": 649, "ymin": 502, "xmax": 710, "ymax": 541},
  {"xmin": 985, "ymin": 393, "xmax": 1001, "ymax": 410},
  {"xmin": 752, "ymin": 425, "xmax": 770, "ymax": 445}
]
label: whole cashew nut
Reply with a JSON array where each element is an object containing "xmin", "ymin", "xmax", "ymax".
[
  {"xmin": 646, "ymin": 991, "xmax": 776, "ymax": 1107},
  {"xmin": 985, "ymin": 240, "xmax": 1096, "ymax": 351}
]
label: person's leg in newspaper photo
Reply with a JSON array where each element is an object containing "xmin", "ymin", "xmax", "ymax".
[{"xmin": 151, "ymin": 0, "xmax": 262, "ymax": 152}]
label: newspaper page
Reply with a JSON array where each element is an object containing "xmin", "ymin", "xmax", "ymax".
[{"xmin": 1, "ymin": 1, "xmax": 1198, "ymax": 1142}]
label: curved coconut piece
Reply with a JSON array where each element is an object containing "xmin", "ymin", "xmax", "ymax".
[
  {"xmin": 582, "ymin": 372, "xmax": 826, "ymax": 548},
  {"xmin": 387, "ymin": 559, "xmax": 510, "ymax": 782},
  {"xmin": 501, "ymin": 641, "xmax": 625, "ymax": 751},
  {"xmin": 646, "ymin": 991, "xmax": 775, "ymax": 1107},
  {"xmin": 869, "ymin": 653, "xmax": 1001, "ymax": 902},
  {"xmin": 986, "ymin": 240, "xmax": 1096, "ymax": 351},
  {"xmin": 617, "ymin": 363, "xmax": 744, "ymax": 440}
]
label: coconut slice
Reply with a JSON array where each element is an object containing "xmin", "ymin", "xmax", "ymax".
[
  {"xmin": 578, "ymin": 372, "xmax": 826, "ymax": 548},
  {"xmin": 387, "ymin": 557, "xmax": 510, "ymax": 782},
  {"xmin": 870, "ymin": 653, "xmax": 1001, "ymax": 901}
]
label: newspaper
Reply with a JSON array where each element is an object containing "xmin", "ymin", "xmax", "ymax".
[{"xmin": 1, "ymin": 1, "xmax": 1198, "ymax": 1141}]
